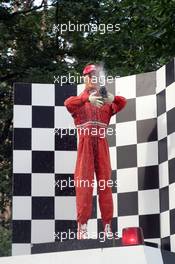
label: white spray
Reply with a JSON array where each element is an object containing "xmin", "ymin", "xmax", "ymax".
[{"xmin": 94, "ymin": 63, "xmax": 108, "ymax": 99}]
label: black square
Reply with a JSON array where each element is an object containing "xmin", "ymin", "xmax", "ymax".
[
  {"xmin": 14, "ymin": 83, "xmax": 31, "ymax": 105},
  {"xmin": 167, "ymin": 107, "xmax": 175, "ymax": 135},
  {"xmin": 106, "ymin": 124, "xmax": 116, "ymax": 147},
  {"xmin": 13, "ymin": 173, "xmax": 31, "ymax": 196},
  {"xmin": 138, "ymin": 166, "xmax": 159, "ymax": 190},
  {"xmin": 139, "ymin": 214, "xmax": 160, "ymax": 239},
  {"xmin": 117, "ymin": 144, "xmax": 137, "ymax": 169},
  {"xmin": 32, "ymin": 151, "xmax": 54, "ymax": 173},
  {"xmin": 32, "ymin": 197, "xmax": 54, "ymax": 219},
  {"xmin": 137, "ymin": 118, "xmax": 157, "ymax": 143},
  {"xmin": 13, "ymin": 128, "xmax": 31, "ymax": 150},
  {"xmin": 55, "ymin": 84, "xmax": 77, "ymax": 106},
  {"xmin": 118, "ymin": 192, "xmax": 138, "ymax": 216},
  {"xmin": 160, "ymin": 186, "xmax": 169, "ymax": 212},
  {"xmin": 158, "ymin": 137, "xmax": 168, "ymax": 164},
  {"xmin": 91, "ymin": 195, "xmax": 97, "ymax": 219},
  {"xmin": 55, "ymin": 128, "xmax": 77, "ymax": 151},
  {"xmin": 12, "ymin": 220, "xmax": 31, "ymax": 243},
  {"xmin": 166, "ymin": 59, "xmax": 175, "ymax": 87},
  {"xmin": 116, "ymin": 98, "xmax": 136, "ymax": 123},
  {"xmin": 169, "ymin": 158, "xmax": 175, "ymax": 184},
  {"xmin": 55, "ymin": 220, "xmax": 77, "ymax": 241},
  {"xmin": 97, "ymin": 218, "xmax": 104, "ymax": 234},
  {"xmin": 157, "ymin": 90, "xmax": 166, "ymax": 116},
  {"xmin": 32, "ymin": 106, "xmax": 54, "ymax": 128},
  {"xmin": 170, "ymin": 208, "xmax": 175, "ymax": 235},
  {"xmin": 97, "ymin": 217, "xmax": 118, "ymax": 236},
  {"xmin": 111, "ymin": 170, "xmax": 117, "ymax": 193},
  {"xmin": 136, "ymin": 71, "xmax": 156, "ymax": 97},
  {"xmin": 55, "ymin": 174, "xmax": 75, "ymax": 196},
  {"xmin": 111, "ymin": 217, "xmax": 118, "ymax": 235},
  {"xmin": 161, "ymin": 237, "xmax": 171, "ymax": 251}
]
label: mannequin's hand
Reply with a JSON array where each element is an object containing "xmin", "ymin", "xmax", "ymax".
[
  {"xmin": 103, "ymin": 92, "xmax": 114, "ymax": 104},
  {"xmin": 89, "ymin": 91, "xmax": 104, "ymax": 108}
]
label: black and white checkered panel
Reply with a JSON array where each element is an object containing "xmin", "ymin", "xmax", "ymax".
[
  {"xmin": 114, "ymin": 71, "xmax": 160, "ymax": 246},
  {"xmin": 12, "ymin": 79, "xmax": 160, "ymax": 255},
  {"xmin": 12, "ymin": 58, "xmax": 175, "ymax": 256},
  {"xmin": 157, "ymin": 59, "xmax": 175, "ymax": 253},
  {"xmin": 12, "ymin": 83, "xmax": 78, "ymax": 255}
]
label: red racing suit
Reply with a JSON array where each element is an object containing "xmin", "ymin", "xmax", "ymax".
[{"xmin": 64, "ymin": 88, "xmax": 127, "ymax": 228}]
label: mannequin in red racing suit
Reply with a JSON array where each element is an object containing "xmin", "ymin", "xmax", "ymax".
[{"xmin": 64, "ymin": 65, "xmax": 127, "ymax": 238}]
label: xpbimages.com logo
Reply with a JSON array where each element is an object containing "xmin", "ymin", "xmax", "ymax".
[
  {"xmin": 54, "ymin": 229, "xmax": 120, "ymax": 242},
  {"xmin": 53, "ymin": 73, "xmax": 119, "ymax": 86},
  {"xmin": 52, "ymin": 21, "xmax": 121, "ymax": 35},
  {"xmin": 54, "ymin": 127, "xmax": 117, "ymax": 139},
  {"xmin": 55, "ymin": 178, "xmax": 118, "ymax": 191}
]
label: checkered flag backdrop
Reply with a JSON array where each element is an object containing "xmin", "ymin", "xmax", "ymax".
[{"xmin": 12, "ymin": 58, "xmax": 175, "ymax": 255}]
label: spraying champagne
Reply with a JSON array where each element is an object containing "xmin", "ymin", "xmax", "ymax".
[{"xmin": 95, "ymin": 63, "xmax": 108, "ymax": 102}]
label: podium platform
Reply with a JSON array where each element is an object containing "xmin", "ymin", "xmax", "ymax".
[
  {"xmin": 1, "ymin": 239, "xmax": 175, "ymax": 264},
  {"xmin": 31, "ymin": 237, "xmax": 123, "ymax": 254}
]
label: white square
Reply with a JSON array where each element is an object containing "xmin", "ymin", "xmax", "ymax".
[
  {"xmin": 13, "ymin": 105, "xmax": 31, "ymax": 128},
  {"xmin": 32, "ymin": 83, "xmax": 55, "ymax": 106},
  {"xmin": 116, "ymin": 121, "xmax": 137, "ymax": 146},
  {"xmin": 170, "ymin": 234, "xmax": 175, "ymax": 253},
  {"xmin": 144, "ymin": 238, "xmax": 161, "ymax": 247},
  {"xmin": 92, "ymin": 175, "xmax": 97, "ymax": 196},
  {"xmin": 32, "ymin": 128, "xmax": 54, "ymax": 151},
  {"xmin": 169, "ymin": 183, "xmax": 175, "ymax": 210},
  {"xmin": 55, "ymin": 196, "xmax": 76, "ymax": 220},
  {"xmin": 109, "ymin": 147, "xmax": 116, "ymax": 170},
  {"xmin": 77, "ymin": 84, "xmax": 85, "ymax": 95},
  {"xmin": 12, "ymin": 244, "xmax": 31, "ymax": 256},
  {"xmin": 32, "ymin": 173, "xmax": 55, "ymax": 196},
  {"xmin": 160, "ymin": 211, "xmax": 170, "ymax": 238},
  {"xmin": 138, "ymin": 190, "xmax": 159, "ymax": 215},
  {"xmin": 117, "ymin": 167, "xmax": 138, "ymax": 193},
  {"xmin": 167, "ymin": 132, "xmax": 175, "ymax": 160},
  {"xmin": 112, "ymin": 193, "xmax": 118, "ymax": 218},
  {"xmin": 137, "ymin": 142, "xmax": 158, "ymax": 167},
  {"xmin": 55, "ymin": 151, "xmax": 77, "ymax": 173},
  {"xmin": 13, "ymin": 150, "xmax": 31, "ymax": 173},
  {"xmin": 31, "ymin": 220, "xmax": 55, "ymax": 243},
  {"xmin": 55, "ymin": 106, "xmax": 75, "ymax": 129},
  {"xmin": 115, "ymin": 75, "xmax": 136, "ymax": 99},
  {"xmin": 166, "ymin": 82, "xmax": 175, "ymax": 111},
  {"xmin": 97, "ymin": 195, "xmax": 101, "ymax": 219},
  {"xmin": 157, "ymin": 113, "xmax": 167, "ymax": 140},
  {"xmin": 156, "ymin": 65, "xmax": 166, "ymax": 94},
  {"xmin": 159, "ymin": 161, "xmax": 169, "ymax": 188},
  {"xmin": 87, "ymin": 219, "xmax": 97, "ymax": 239},
  {"xmin": 109, "ymin": 114, "xmax": 116, "ymax": 125},
  {"xmin": 136, "ymin": 95, "xmax": 157, "ymax": 120},
  {"xmin": 12, "ymin": 197, "xmax": 31, "ymax": 220},
  {"xmin": 118, "ymin": 215, "xmax": 139, "ymax": 238}
]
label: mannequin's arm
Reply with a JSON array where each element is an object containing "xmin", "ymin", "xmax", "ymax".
[
  {"xmin": 64, "ymin": 92, "xmax": 89, "ymax": 116},
  {"xmin": 110, "ymin": 95, "xmax": 127, "ymax": 116}
]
